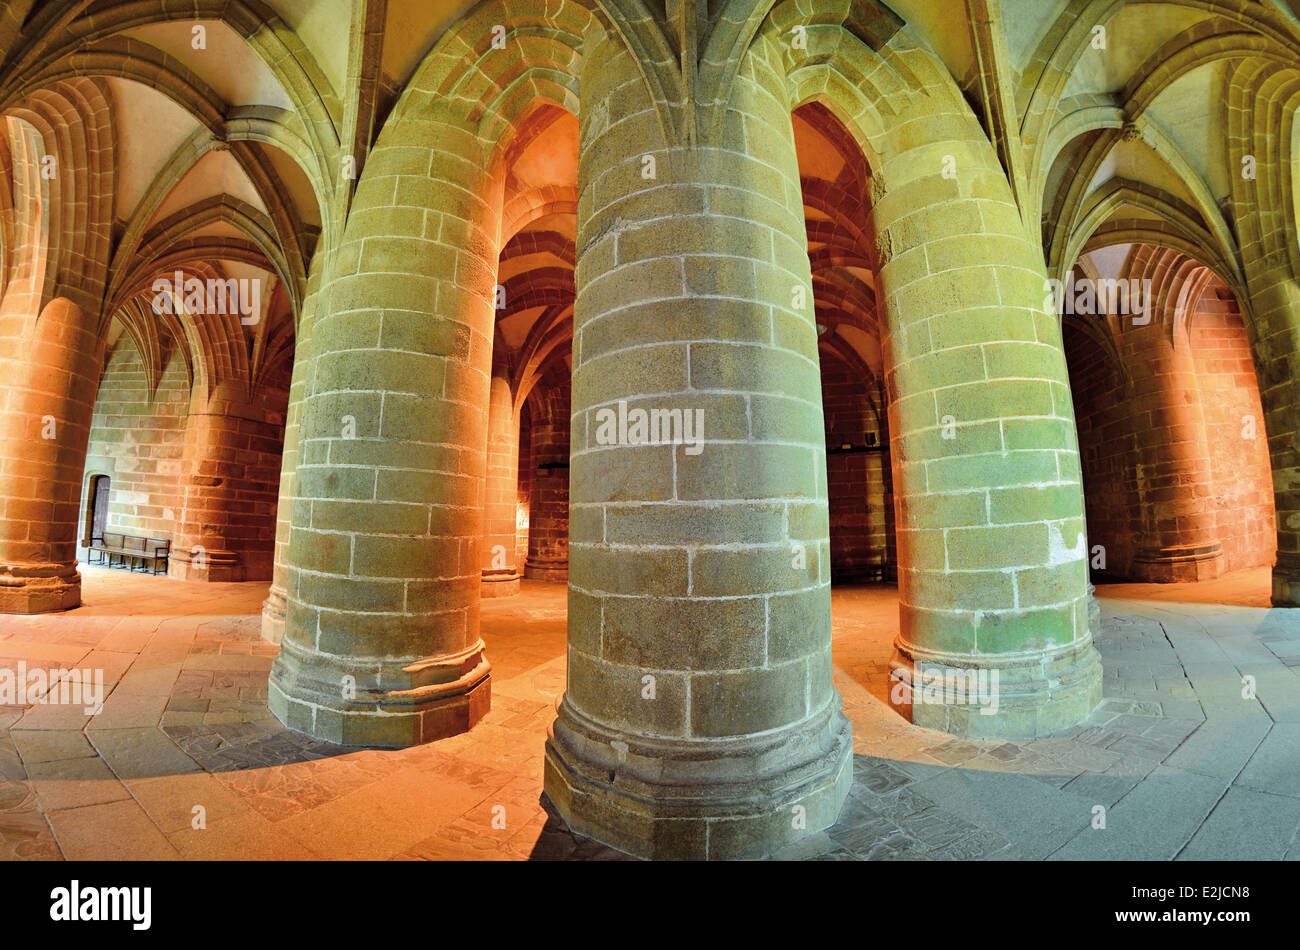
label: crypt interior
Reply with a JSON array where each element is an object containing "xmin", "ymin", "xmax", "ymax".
[{"xmin": 1, "ymin": 0, "xmax": 1300, "ymax": 861}]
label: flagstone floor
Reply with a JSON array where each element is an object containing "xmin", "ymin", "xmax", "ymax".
[{"xmin": 1, "ymin": 565, "xmax": 1298, "ymax": 860}]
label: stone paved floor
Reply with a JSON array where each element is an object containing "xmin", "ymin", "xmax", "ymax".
[{"xmin": 1, "ymin": 565, "xmax": 1298, "ymax": 860}]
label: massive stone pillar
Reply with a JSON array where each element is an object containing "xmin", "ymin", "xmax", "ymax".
[
  {"xmin": 544, "ymin": 27, "xmax": 852, "ymax": 860},
  {"xmin": 1120, "ymin": 322, "xmax": 1223, "ymax": 582},
  {"xmin": 0, "ymin": 297, "xmax": 103, "ymax": 613},
  {"xmin": 480, "ymin": 375, "xmax": 522, "ymax": 597},
  {"xmin": 263, "ymin": 277, "xmax": 318, "ymax": 643},
  {"xmin": 872, "ymin": 102, "xmax": 1102, "ymax": 738},
  {"xmin": 269, "ymin": 113, "xmax": 498, "ymax": 746},
  {"xmin": 1250, "ymin": 276, "xmax": 1300, "ymax": 606},
  {"xmin": 525, "ymin": 381, "xmax": 569, "ymax": 582},
  {"xmin": 169, "ymin": 379, "xmax": 283, "ymax": 582}
]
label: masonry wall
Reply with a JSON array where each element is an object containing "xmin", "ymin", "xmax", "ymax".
[
  {"xmin": 524, "ymin": 378, "xmax": 569, "ymax": 581},
  {"xmin": 1065, "ymin": 324, "xmax": 1143, "ymax": 578},
  {"xmin": 78, "ymin": 336, "xmax": 189, "ymax": 554},
  {"xmin": 1065, "ymin": 301, "xmax": 1275, "ymax": 580},
  {"xmin": 820, "ymin": 353, "xmax": 893, "ymax": 581},
  {"xmin": 1189, "ymin": 287, "xmax": 1275, "ymax": 571},
  {"xmin": 190, "ymin": 361, "xmax": 293, "ymax": 581},
  {"xmin": 76, "ymin": 333, "xmax": 291, "ymax": 580},
  {"xmin": 517, "ymin": 408, "xmax": 531, "ymax": 568}
]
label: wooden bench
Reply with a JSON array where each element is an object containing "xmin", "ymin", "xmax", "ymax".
[{"xmin": 88, "ymin": 532, "xmax": 171, "ymax": 575}]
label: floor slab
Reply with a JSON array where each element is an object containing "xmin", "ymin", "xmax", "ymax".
[{"xmin": 0, "ymin": 565, "xmax": 1298, "ymax": 860}]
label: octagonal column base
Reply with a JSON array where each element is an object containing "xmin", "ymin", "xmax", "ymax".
[
  {"xmin": 260, "ymin": 587, "xmax": 286, "ymax": 645},
  {"xmin": 1130, "ymin": 542, "xmax": 1223, "ymax": 583},
  {"xmin": 269, "ymin": 637, "xmax": 491, "ymax": 747},
  {"xmin": 0, "ymin": 563, "xmax": 81, "ymax": 614},
  {"xmin": 523, "ymin": 558, "xmax": 567, "ymax": 583},
  {"xmin": 168, "ymin": 548, "xmax": 243, "ymax": 582},
  {"xmin": 480, "ymin": 570, "xmax": 521, "ymax": 598},
  {"xmin": 543, "ymin": 697, "xmax": 852, "ymax": 860},
  {"xmin": 889, "ymin": 636, "xmax": 1102, "ymax": 739},
  {"xmin": 1272, "ymin": 553, "xmax": 1300, "ymax": 607}
]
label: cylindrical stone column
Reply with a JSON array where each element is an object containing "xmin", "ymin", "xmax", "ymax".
[
  {"xmin": 263, "ymin": 277, "xmax": 318, "ymax": 643},
  {"xmin": 481, "ymin": 375, "xmax": 521, "ymax": 597},
  {"xmin": 0, "ymin": 297, "xmax": 103, "ymax": 613},
  {"xmin": 268, "ymin": 113, "xmax": 498, "ymax": 747},
  {"xmin": 544, "ymin": 29, "xmax": 852, "ymax": 861},
  {"xmin": 872, "ymin": 106, "xmax": 1102, "ymax": 738},
  {"xmin": 1249, "ymin": 276, "xmax": 1300, "ymax": 606},
  {"xmin": 1121, "ymin": 323, "xmax": 1224, "ymax": 582},
  {"xmin": 525, "ymin": 381, "xmax": 569, "ymax": 582},
  {"xmin": 169, "ymin": 379, "xmax": 284, "ymax": 582}
]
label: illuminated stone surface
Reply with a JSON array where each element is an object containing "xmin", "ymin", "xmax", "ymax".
[
  {"xmin": 0, "ymin": 0, "xmax": 1298, "ymax": 860},
  {"xmin": 0, "ymin": 567, "xmax": 1298, "ymax": 859}
]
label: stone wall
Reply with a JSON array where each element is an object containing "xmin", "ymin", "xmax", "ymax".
[
  {"xmin": 78, "ymin": 336, "xmax": 189, "ymax": 554},
  {"xmin": 1189, "ymin": 288, "xmax": 1275, "ymax": 572},
  {"xmin": 517, "ymin": 408, "xmax": 532, "ymax": 569},
  {"xmin": 524, "ymin": 378, "xmax": 569, "ymax": 582},
  {"xmin": 76, "ymin": 333, "xmax": 290, "ymax": 582},
  {"xmin": 1065, "ymin": 287, "xmax": 1275, "ymax": 581},
  {"xmin": 1065, "ymin": 324, "xmax": 1142, "ymax": 578},
  {"xmin": 820, "ymin": 352, "xmax": 893, "ymax": 582},
  {"xmin": 169, "ymin": 369, "xmax": 291, "ymax": 582}
]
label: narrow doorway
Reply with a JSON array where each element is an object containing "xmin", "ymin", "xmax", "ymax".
[{"xmin": 89, "ymin": 475, "xmax": 110, "ymax": 544}]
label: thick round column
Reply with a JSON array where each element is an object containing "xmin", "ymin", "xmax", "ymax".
[
  {"xmin": 263, "ymin": 279, "xmax": 317, "ymax": 643},
  {"xmin": 480, "ymin": 375, "xmax": 521, "ymax": 597},
  {"xmin": 0, "ymin": 297, "xmax": 103, "ymax": 613},
  {"xmin": 873, "ymin": 109, "xmax": 1102, "ymax": 738},
  {"xmin": 1121, "ymin": 323, "xmax": 1223, "ymax": 582},
  {"xmin": 1250, "ymin": 276, "xmax": 1300, "ymax": 606},
  {"xmin": 525, "ymin": 381, "xmax": 569, "ymax": 582},
  {"xmin": 268, "ymin": 114, "xmax": 497, "ymax": 747},
  {"xmin": 169, "ymin": 380, "xmax": 283, "ymax": 582},
  {"xmin": 544, "ymin": 29, "xmax": 852, "ymax": 861}
]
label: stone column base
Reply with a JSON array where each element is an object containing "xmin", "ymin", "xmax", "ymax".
[
  {"xmin": 168, "ymin": 548, "xmax": 243, "ymax": 582},
  {"xmin": 480, "ymin": 569, "xmax": 520, "ymax": 598},
  {"xmin": 1130, "ymin": 542, "xmax": 1223, "ymax": 583},
  {"xmin": 269, "ymin": 636, "xmax": 491, "ymax": 747},
  {"xmin": 0, "ymin": 563, "xmax": 81, "ymax": 614},
  {"xmin": 543, "ymin": 697, "xmax": 853, "ymax": 860},
  {"xmin": 889, "ymin": 636, "xmax": 1102, "ymax": 739},
  {"xmin": 1272, "ymin": 553, "xmax": 1300, "ymax": 606},
  {"xmin": 524, "ymin": 558, "xmax": 568, "ymax": 583},
  {"xmin": 260, "ymin": 587, "xmax": 286, "ymax": 645}
]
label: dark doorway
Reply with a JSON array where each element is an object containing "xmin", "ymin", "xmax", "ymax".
[{"xmin": 89, "ymin": 475, "xmax": 110, "ymax": 543}]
